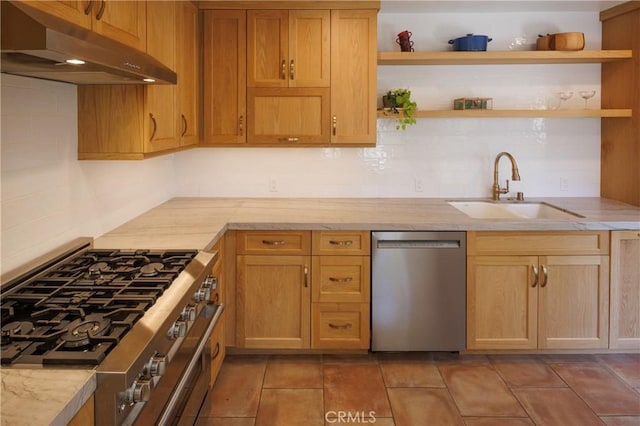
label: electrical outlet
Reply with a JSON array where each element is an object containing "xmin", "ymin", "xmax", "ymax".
[
  {"xmin": 560, "ymin": 177, "xmax": 569, "ymax": 192},
  {"xmin": 414, "ymin": 177, "xmax": 424, "ymax": 192},
  {"xmin": 268, "ymin": 177, "xmax": 278, "ymax": 192}
]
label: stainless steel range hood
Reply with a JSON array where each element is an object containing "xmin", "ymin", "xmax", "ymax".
[{"xmin": 1, "ymin": 2, "xmax": 176, "ymax": 85}]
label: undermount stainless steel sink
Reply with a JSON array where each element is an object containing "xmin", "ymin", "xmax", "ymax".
[{"xmin": 448, "ymin": 200, "xmax": 584, "ymax": 220}]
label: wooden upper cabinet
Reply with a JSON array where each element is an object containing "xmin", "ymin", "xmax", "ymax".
[
  {"xmin": 144, "ymin": 1, "xmax": 178, "ymax": 154},
  {"xmin": 178, "ymin": 0, "xmax": 200, "ymax": 147},
  {"xmin": 247, "ymin": 10, "xmax": 330, "ymax": 88},
  {"xmin": 20, "ymin": 0, "xmax": 146, "ymax": 51},
  {"xmin": 330, "ymin": 9, "xmax": 377, "ymax": 145},
  {"xmin": 203, "ymin": 10, "xmax": 247, "ymax": 145}
]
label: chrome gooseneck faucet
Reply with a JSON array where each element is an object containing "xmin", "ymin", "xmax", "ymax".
[{"xmin": 492, "ymin": 152, "xmax": 521, "ymax": 200}]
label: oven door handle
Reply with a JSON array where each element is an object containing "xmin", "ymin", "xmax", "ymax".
[{"xmin": 156, "ymin": 303, "xmax": 224, "ymax": 425}]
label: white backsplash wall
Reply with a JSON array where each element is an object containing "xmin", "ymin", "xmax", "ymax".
[
  {"xmin": 176, "ymin": 10, "xmax": 601, "ymax": 198},
  {"xmin": 0, "ymin": 75, "xmax": 176, "ymax": 273}
]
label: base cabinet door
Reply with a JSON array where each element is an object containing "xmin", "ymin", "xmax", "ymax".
[
  {"xmin": 467, "ymin": 256, "xmax": 538, "ymax": 350},
  {"xmin": 237, "ymin": 255, "xmax": 310, "ymax": 349},
  {"xmin": 538, "ymin": 255, "xmax": 609, "ymax": 349},
  {"xmin": 609, "ymin": 231, "xmax": 640, "ymax": 349},
  {"xmin": 312, "ymin": 303, "xmax": 369, "ymax": 349}
]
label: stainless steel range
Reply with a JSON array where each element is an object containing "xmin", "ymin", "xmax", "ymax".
[{"xmin": 1, "ymin": 238, "xmax": 223, "ymax": 425}]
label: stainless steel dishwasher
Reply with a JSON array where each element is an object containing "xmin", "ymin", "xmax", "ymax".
[{"xmin": 371, "ymin": 231, "xmax": 466, "ymax": 351}]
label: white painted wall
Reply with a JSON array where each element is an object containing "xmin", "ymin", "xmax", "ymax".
[
  {"xmin": 1, "ymin": 8, "xmax": 603, "ymax": 272},
  {"xmin": 1, "ymin": 75, "xmax": 177, "ymax": 273}
]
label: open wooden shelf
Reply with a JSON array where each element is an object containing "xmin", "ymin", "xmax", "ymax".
[
  {"xmin": 377, "ymin": 50, "xmax": 632, "ymax": 65},
  {"xmin": 377, "ymin": 109, "xmax": 633, "ymax": 119}
]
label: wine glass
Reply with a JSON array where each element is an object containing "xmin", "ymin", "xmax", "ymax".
[
  {"xmin": 556, "ymin": 91, "xmax": 573, "ymax": 109},
  {"xmin": 579, "ymin": 90, "xmax": 596, "ymax": 109}
]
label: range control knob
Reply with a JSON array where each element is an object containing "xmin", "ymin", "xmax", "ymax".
[
  {"xmin": 167, "ymin": 320, "xmax": 187, "ymax": 340},
  {"xmin": 180, "ymin": 305, "xmax": 197, "ymax": 321},
  {"xmin": 144, "ymin": 355, "xmax": 167, "ymax": 377},
  {"xmin": 202, "ymin": 275, "xmax": 218, "ymax": 290},
  {"xmin": 122, "ymin": 378, "xmax": 151, "ymax": 406},
  {"xmin": 192, "ymin": 286, "xmax": 211, "ymax": 303}
]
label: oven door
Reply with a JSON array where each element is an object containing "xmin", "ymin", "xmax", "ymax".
[{"xmin": 134, "ymin": 303, "xmax": 223, "ymax": 426}]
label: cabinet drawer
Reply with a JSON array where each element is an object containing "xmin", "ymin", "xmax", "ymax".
[
  {"xmin": 312, "ymin": 256, "xmax": 370, "ymax": 303},
  {"xmin": 312, "ymin": 303, "xmax": 369, "ymax": 350},
  {"xmin": 468, "ymin": 231, "xmax": 609, "ymax": 256},
  {"xmin": 312, "ymin": 231, "xmax": 370, "ymax": 255},
  {"xmin": 210, "ymin": 312, "xmax": 226, "ymax": 386},
  {"xmin": 236, "ymin": 231, "xmax": 311, "ymax": 255}
]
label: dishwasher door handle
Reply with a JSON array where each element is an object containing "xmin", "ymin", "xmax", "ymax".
[{"xmin": 376, "ymin": 240, "xmax": 461, "ymax": 249}]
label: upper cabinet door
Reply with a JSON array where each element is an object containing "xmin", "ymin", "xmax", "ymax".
[
  {"xmin": 92, "ymin": 0, "xmax": 146, "ymax": 51},
  {"xmin": 330, "ymin": 9, "xmax": 377, "ymax": 145},
  {"xmin": 247, "ymin": 10, "xmax": 288, "ymax": 87},
  {"xmin": 178, "ymin": 0, "xmax": 199, "ymax": 146},
  {"xmin": 203, "ymin": 9, "xmax": 247, "ymax": 145},
  {"xmin": 289, "ymin": 10, "xmax": 330, "ymax": 87},
  {"xmin": 247, "ymin": 10, "xmax": 330, "ymax": 88},
  {"xmin": 21, "ymin": 1, "xmax": 93, "ymax": 29}
]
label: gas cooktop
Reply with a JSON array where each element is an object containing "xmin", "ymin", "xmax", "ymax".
[{"xmin": 0, "ymin": 249, "xmax": 197, "ymax": 366}]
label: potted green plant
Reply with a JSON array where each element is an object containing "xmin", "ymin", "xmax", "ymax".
[{"xmin": 382, "ymin": 88, "xmax": 418, "ymax": 130}]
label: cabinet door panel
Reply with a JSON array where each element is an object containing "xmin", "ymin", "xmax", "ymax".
[
  {"xmin": 312, "ymin": 256, "xmax": 370, "ymax": 303},
  {"xmin": 203, "ymin": 10, "xmax": 246, "ymax": 144},
  {"xmin": 330, "ymin": 10, "xmax": 377, "ymax": 145},
  {"xmin": 21, "ymin": 1, "xmax": 92, "ymax": 29},
  {"xmin": 247, "ymin": 10, "xmax": 288, "ymax": 87},
  {"xmin": 467, "ymin": 256, "xmax": 538, "ymax": 350},
  {"xmin": 247, "ymin": 88, "xmax": 330, "ymax": 144},
  {"xmin": 178, "ymin": 0, "xmax": 199, "ymax": 146},
  {"xmin": 538, "ymin": 256, "xmax": 609, "ymax": 349},
  {"xmin": 289, "ymin": 10, "xmax": 330, "ymax": 87},
  {"xmin": 92, "ymin": 0, "xmax": 146, "ymax": 51},
  {"xmin": 610, "ymin": 231, "xmax": 640, "ymax": 349},
  {"xmin": 312, "ymin": 303, "xmax": 369, "ymax": 349},
  {"xmin": 237, "ymin": 255, "xmax": 310, "ymax": 349}
]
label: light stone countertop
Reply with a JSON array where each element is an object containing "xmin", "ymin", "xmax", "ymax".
[
  {"xmin": 94, "ymin": 197, "xmax": 640, "ymax": 250},
  {"xmin": 4, "ymin": 197, "xmax": 638, "ymax": 424},
  {"xmin": 0, "ymin": 368, "xmax": 95, "ymax": 426}
]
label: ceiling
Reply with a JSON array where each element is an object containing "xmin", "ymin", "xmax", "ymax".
[{"xmin": 379, "ymin": 1, "xmax": 627, "ymax": 13}]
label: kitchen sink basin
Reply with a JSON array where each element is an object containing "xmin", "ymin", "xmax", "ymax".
[{"xmin": 448, "ymin": 200, "xmax": 584, "ymax": 219}]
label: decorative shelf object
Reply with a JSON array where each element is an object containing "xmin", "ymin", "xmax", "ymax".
[
  {"xmin": 377, "ymin": 50, "xmax": 633, "ymax": 65},
  {"xmin": 377, "ymin": 109, "xmax": 632, "ymax": 119}
]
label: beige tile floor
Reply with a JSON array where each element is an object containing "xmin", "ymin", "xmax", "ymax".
[{"xmin": 197, "ymin": 352, "xmax": 640, "ymax": 426}]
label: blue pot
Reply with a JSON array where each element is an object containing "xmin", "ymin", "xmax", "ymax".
[{"xmin": 448, "ymin": 34, "xmax": 492, "ymax": 51}]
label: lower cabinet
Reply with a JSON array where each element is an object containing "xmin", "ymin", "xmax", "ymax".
[
  {"xmin": 609, "ymin": 230, "xmax": 640, "ymax": 349},
  {"xmin": 235, "ymin": 230, "xmax": 370, "ymax": 350},
  {"xmin": 467, "ymin": 231, "xmax": 610, "ymax": 350},
  {"xmin": 68, "ymin": 394, "xmax": 94, "ymax": 426}
]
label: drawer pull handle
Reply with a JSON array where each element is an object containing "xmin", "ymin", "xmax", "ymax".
[
  {"xmin": 262, "ymin": 240, "xmax": 286, "ymax": 246},
  {"xmin": 181, "ymin": 114, "xmax": 188, "ymax": 137},
  {"xmin": 84, "ymin": 0, "xmax": 93, "ymax": 15},
  {"xmin": 212, "ymin": 342, "xmax": 220, "ymax": 360},
  {"xmin": 329, "ymin": 240, "xmax": 353, "ymax": 247},
  {"xmin": 329, "ymin": 277, "xmax": 353, "ymax": 283},
  {"xmin": 329, "ymin": 323, "xmax": 352, "ymax": 330},
  {"xmin": 541, "ymin": 265, "xmax": 548, "ymax": 287},
  {"xmin": 96, "ymin": 0, "xmax": 106, "ymax": 20},
  {"xmin": 531, "ymin": 265, "xmax": 538, "ymax": 287},
  {"xmin": 304, "ymin": 266, "xmax": 309, "ymax": 288}
]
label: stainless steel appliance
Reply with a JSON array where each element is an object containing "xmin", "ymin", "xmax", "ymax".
[
  {"xmin": 1, "ymin": 238, "xmax": 223, "ymax": 425},
  {"xmin": 371, "ymin": 231, "xmax": 466, "ymax": 351}
]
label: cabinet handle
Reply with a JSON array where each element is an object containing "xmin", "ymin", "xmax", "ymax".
[
  {"xmin": 329, "ymin": 323, "xmax": 352, "ymax": 330},
  {"xmin": 541, "ymin": 265, "xmax": 548, "ymax": 287},
  {"xmin": 290, "ymin": 60, "xmax": 294, "ymax": 80},
  {"xmin": 531, "ymin": 265, "xmax": 538, "ymax": 287},
  {"xmin": 84, "ymin": 0, "xmax": 93, "ymax": 15},
  {"xmin": 329, "ymin": 240, "xmax": 353, "ymax": 247},
  {"xmin": 278, "ymin": 137, "xmax": 299, "ymax": 143},
  {"xmin": 149, "ymin": 113, "xmax": 157, "ymax": 141},
  {"xmin": 332, "ymin": 116, "xmax": 337, "ymax": 136},
  {"xmin": 238, "ymin": 115, "xmax": 244, "ymax": 136},
  {"xmin": 304, "ymin": 265, "xmax": 309, "ymax": 288},
  {"xmin": 262, "ymin": 239, "xmax": 286, "ymax": 246},
  {"xmin": 281, "ymin": 60, "xmax": 286, "ymax": 80},
  {"xmin": 181, "ymin": 114, "xmax": 187, "ymax": 137},
  {"xmin": 329, "ymin": 277, "xmax": 353, "ymax": 283},
  {"xmin": 96, "ymin": 0, "xmax": 106, "ymax": 20},
  {"xmin": 212, "ymin": 343, "xmax": 220, "ymax": 360}
]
